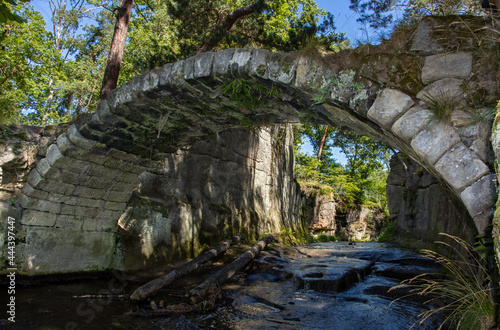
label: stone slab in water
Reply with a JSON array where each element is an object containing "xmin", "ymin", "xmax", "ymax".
[{"xmin": 289, "ymin": 257, "xmax": 374, "ymax": 293}]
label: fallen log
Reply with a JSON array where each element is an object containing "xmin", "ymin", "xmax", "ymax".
[
  {"xmin": 189, "ymin": 234, "xmax": 275, "ymax": 304},
  {"xmin": 130, "ymin": 234, "xmax": 241, "ymax": 301}
]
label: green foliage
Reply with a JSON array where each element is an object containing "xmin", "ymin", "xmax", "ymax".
[
  {"xmin": 390, "ymin": 233, "xmax": 496, "ymax": 329},
  {"xmin": 295, "ymin": 123, "xmax": 391, "ymax": 210},
  {"xmin": 127, "ymin": 0, "xmax": 345, "ymax": 71},
  {"xmin": 278, "ymin": 227, "xmax": 308, "ymax": 246},
  {"xmin": 468, "ymin": 106, "xmax": 497, "ymax": 125},
  {"xmin": 310, "ymin": 232, "xmax": 338, "ymax": 243},
  {"xmin": 377, "ymin": 220, "xmax": 395, "ymax": 242},
  {"xmin": 221, "ymin": 78, "xmax": 280, "ymax": 111},
  {"xmin": 0, "ymin": 0, "xmax": 28, "ymax": 24}
]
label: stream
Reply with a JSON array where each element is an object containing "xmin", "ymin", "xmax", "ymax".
[{"xmin": 1, "ymin": 242, "xmax": 445, "ymax": 329}]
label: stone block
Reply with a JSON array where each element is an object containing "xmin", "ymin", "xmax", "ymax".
[
  {"xmin": 421, "ymin": 52, "xmax": 472, "ymax": 84},
  {"xmin": 166, "ymin": 60, "xmax": 185, "ymax": 85},
  {"xmin": 111, "ymin": 181, "xmax": 140, "ymax": 192},
  {"xmin": 67, "ymin": 124, "xmax": 96, "ymax": 150},
  {"xmin": 391, "ymin": 106, "xmax": 433, "ymax": 143},
  {"xmin": 60, "ymin": 204, "xmax": 99, "ymax": 217},
  {"xmin": 104, "ymin": 201, "xmax": 127, "ymax": 211},
  {"xmin": 103, "ymin": 191, "xmax": 132, "ymax": 203},
  {"xmin": 21, "ymin": 210, "xmax": 57, "ymax": 226},
  {"xmin": 417, "ymin": 78, "xmax": 464, "ymax": 104},
  {"xmin": 45, "ymin": 144, "xmax": 64, "ymax": 166},
  {"xmin": 107, "ymin": 81, "xmax": 133, "ymax": 111},
  {"xmin": 22, "ymin": 183, "xmax": 48, "ymax": 200},
  {"xmin": 157, "ymin": 62, "xmax": 173, "ymax": 88},
  {"xmin": 230, "ymin": 48, "xmax": 253, "ymax": 76},
  {"xmin": 27, "ymin": 169, "xmax": 44, "ymax": 188},
  {"xmin": 72, "ymin": 186, "xmax": 104, "ymax": 199},
  {"xmin": 96, "ymin": 218, "xmax": 116, "ymax": 232},
  {"xmin": 213, "ymin": 49, "xmax": 235, "ymax": 77},
  {"xmin": 82, "ymin": 217, "xmax": 97, "ymax": 231},
  {"xmin": 194, "ymin": 51, "xmax": 215, "ymax": 79},
  {"xmin": 460, "ymin": 174, "xmax": 496, "ymax": 233},
  {"xmin": 86, "ymin": 163, "xmax": 122, "ymax": 178},
  {"xmin": 36, "ymin": 158, "xmax": 57, "ymax": 178},
  {"xmin": 103, "ymin": 157, "xmax": 144, "ymax": 174},
  {"xmin": 55, "ymin": 214, "xmax": 82, "ymax": 229},
  {"xmin": 56, "ymin": 170, "xmax": 83, "ymax": 185},
  {"xmin": 96, "ymin": 209, "xmax": 123, "ymax": 221},
  {"xmin": 183, "ymin": 55, "xmax": 196, "ymax": 80},
  {"xmin": 107, "ymin": 148, "xmax": 136, "ymax": 162},
  {"xmin": 22, "ymin": 227, "xmax": 115, "ymax": 274},
  {"xmin": 268, "ymin": 52, "xmax": 298, "ymax": 85},
  {"xmin": 96, "ymin": 99, "xmax": 124, "ymax": 126},
  {"xmin": 367, "ymin": 89, "xmax": 414, "ymax": 130},
  {"xmin": 435, "ymin": 144, "xmax": 491, "ymax": 191},
  {"xmin": 79, "ymin": 176, "xmax": 115, "ymax": 190},
  {"xmin": 56, "ymin": 133, "xmax": 84, "ymax": 159},
  {"xmin": 450, "ymin": 110, "xmax": 473, "ymax": 127},
  {"xmin": 117, "ymin": 172, "xmax": 140, "ymax": 184},
  {"xmin": 411, "ymin": 121, "xmax": 461, "ymax": 165},
  {"xmin": 64, "ymin": 196, "xmax": 105, "ymax": 208},
  {"xmin": 410, "ymin": 19, "xmax": 444, "ymax": 54},
  {"xmin": 47, "ymin": 193, "xmax": 68, "ymax": 203},
  {"xmin": 73, "ymin": 152, "xmax": 108, "ymax": 166},
  {"xmin": 250, "ymin": 49, "xmax": 272, "ymax": 80},
  {"xmin": 20, "ymin": 195, "xmax": 61, "ymax": 214},
  {"xmin": 39, "ymin": 179, "xmax": 75, "ymax": 195}
]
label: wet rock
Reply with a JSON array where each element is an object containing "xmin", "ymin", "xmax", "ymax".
[{"xmin": 290, "ymin": 257, "xmax": 374, "ymax": 293}]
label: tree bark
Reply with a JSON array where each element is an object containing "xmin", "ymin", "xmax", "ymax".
[
  {"xmin": 317, "ymin": 125, "xmax": 329, "ymax": 162},
  {"xmin": 189, "ymin": 234, "xmax": 275, "ymax": 303},
  {"xmin": 99, "ymin": 0, "xmax": 134, "ymax": 101},
  {"xmin": 130, "ymin": 235, "xmax": 241, "ymax": 301}
]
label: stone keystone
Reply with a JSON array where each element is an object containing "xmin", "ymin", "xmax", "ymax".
[
  {"xmin": 367, "ymin": 89, "xmax": 414, "ymax": 130},
  {"xmin": 421, "ymin": 52, "xmax": 472, "ymax": 85}
]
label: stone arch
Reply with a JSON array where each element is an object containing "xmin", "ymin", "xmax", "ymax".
[{"xmin": 17, "ymin": 16, "xmax": 498, "ymax": 274}]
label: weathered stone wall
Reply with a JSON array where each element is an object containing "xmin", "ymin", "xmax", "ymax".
[
  {"xmin": 0, "ymin": 125, "xmax": 55, "ymax": 269},
  {"xmin": 302, "ymin": 185, "xmax": 385, "ymax": 241},
  {"xmin": 0, "ymin": 124, "xmax": 301, "ymax": 274},
  {"xmin": 386, "ymin": 153, "xmax": 479, "ymax": 249},
  {"xmin": 113, "ymin": 124, "xmax": 302, "ymax": 272}
]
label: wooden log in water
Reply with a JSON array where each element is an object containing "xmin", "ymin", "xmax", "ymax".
[
  {"xmin": 188, "ymin": 234, "xmax": 275, "ymax": 304},
  {"xmin": 130, "ymin": 234, "xmax": 241, "ymax": 301}
]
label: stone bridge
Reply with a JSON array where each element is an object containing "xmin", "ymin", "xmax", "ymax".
[{"xmin": 14, "ymin": 16, "xmax": 499, "ymax": 274}]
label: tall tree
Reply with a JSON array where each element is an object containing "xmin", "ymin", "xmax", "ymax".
[{"xmin": 99, "ymin": 0, "xmax": 133, "ymax": 101}]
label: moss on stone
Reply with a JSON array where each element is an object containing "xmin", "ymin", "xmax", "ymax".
[{"xmin": 256, "ymin": 64, "xmax": 266, "ymax": 76}]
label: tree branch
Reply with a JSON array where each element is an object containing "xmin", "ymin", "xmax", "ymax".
[{"xmin": 197, "ymin": 3, "xmax": 259, "ymax": 52}]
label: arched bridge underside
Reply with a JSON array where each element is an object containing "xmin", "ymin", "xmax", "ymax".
[{"xmin": 18, "ymin": 17, "xmax": 499, "ymax": 273}]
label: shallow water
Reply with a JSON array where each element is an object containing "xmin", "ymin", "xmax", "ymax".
[{"xmin": 0, "ymin": 242, "xmax": 444, "ymax": 329}]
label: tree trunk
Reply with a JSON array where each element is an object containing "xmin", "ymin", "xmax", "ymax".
[
  {"xmin": 317, "ymin": 125, "xmax": 329, "ymax": 162},
  {"xmin": 189, "ymin": 234, "xmax": 275, "ymax": 303},
  {"xmin": 130, "ymin": 235, "xmax": 241, "ymax": 301},
  {"xmin": 99, "ymin": 0, "xmax": 133, "ymax": 101}
]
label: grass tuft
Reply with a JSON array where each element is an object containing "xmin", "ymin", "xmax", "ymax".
[{"xmin": 389, "ymin": 233, "xmax": 496, "ymax": 329}]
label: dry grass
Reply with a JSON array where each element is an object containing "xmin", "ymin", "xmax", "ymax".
[{"xmin": 389, "ymin": 233, "xmax": 496, "ymax": 329}]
